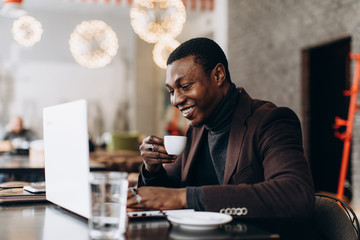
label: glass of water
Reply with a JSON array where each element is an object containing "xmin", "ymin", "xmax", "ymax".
[{"xmin": 88, "ymin": 171, "xmax": 128, "ymax": 239}]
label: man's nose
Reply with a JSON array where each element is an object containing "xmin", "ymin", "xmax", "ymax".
[{"xmin": 171, "ymin": 90, "xmax": 186, "ymax": 106}]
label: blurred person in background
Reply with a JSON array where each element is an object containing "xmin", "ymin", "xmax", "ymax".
[
  {"xmin": 2, "ymin": 116, "xmax": 37, "ymax": 142},
  {"xmin": 1, "ymin": 116, "xmax": 37, "ymax": 154},
  {"xmin": 0, "ymin": 116, "xmax": 42, "ymax": 182}
]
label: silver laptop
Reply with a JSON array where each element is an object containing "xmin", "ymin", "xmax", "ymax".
[{"xmin": 43, "ymin": 99, "xmax": 90, "ymax": 218}]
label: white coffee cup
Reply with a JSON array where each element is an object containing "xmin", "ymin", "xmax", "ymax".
[{"xmin": 164, "ymin": 135, "xmax": 187, "ymax": 155}]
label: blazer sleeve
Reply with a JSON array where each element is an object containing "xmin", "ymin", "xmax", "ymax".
[
  {"xmin": 202, "ymin": 107, "xmax": 315, "ymax": 219},
  {"xmin": 138, "ymin": 154, "xmax": 183, "ymax": 188}
]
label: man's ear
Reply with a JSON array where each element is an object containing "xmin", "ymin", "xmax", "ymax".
[{"xmin": 213, "ymin": 63, "xmax": 226, "ymax": 86}]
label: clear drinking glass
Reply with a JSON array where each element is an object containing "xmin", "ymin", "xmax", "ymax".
[{"xmin": 88, "ymin": 171, "xmax": 128, "ymax": 239}]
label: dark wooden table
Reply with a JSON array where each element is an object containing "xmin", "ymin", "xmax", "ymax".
[
  {"xmin": 0, "ymin": 153, "xmax": 106, "ymax": 172},
  {"xmin": 0, "ymin": 202, "xmax": 286, "ymax": 240},
  {"xmin": 0, "ymin": 153, "xmax": 107, "ymax": 182}
]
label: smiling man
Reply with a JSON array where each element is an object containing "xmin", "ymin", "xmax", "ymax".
[{"xmin": 128, "ymin": 37, "xmax": 315, "ymax": 219}]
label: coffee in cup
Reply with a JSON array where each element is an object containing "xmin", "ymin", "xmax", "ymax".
[{"xmin": 164, "ymin": 135, "xmax": 187, "ymax": 155}]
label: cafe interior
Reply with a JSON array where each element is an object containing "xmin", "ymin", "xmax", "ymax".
[{"xmin": 1, "ymin": 0, "xmax": 360, "ymax": 239}]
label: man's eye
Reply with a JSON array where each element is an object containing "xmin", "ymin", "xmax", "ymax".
[
  {"xmin": 168, "ymin": 89, "xmax": 174, "ymax": 95},
  {"xmin": 181, "ymin": 83, "xmax": 192, "ymax": 89}
]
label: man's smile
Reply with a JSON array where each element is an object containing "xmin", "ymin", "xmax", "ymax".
[{"xmin": 179, "ymin": 106, "xmax": 195, "ymax": 118}]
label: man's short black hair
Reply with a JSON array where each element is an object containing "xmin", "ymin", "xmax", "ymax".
[{"xmin": 167, "ymin": 37, "xmax": 231, "ymax": 82}]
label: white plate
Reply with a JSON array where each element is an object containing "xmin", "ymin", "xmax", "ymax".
[{"xmin": 166, "ymin": 211, "xmax": 233, "ymax": 230}]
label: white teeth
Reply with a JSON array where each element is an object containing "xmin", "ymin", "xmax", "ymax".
[{"xmin": 181, "ymin": 107, "xmax": 193, "ymax": 116}]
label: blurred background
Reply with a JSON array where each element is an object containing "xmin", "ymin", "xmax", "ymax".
[{"xmin": 0, "ymin": 0, "xmax": 225, "ymax": 141}]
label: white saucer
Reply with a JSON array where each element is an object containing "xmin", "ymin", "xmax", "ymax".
[{"xmin": 166, "ymin": 211, "xmax": 233, "ymax": 230}]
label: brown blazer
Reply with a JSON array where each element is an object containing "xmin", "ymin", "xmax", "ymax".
[{"xmin": 139, "ymin": 88, "xmax": 315, "ymax": 219}]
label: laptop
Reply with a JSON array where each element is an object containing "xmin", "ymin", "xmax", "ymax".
[
  {"xmin": 43, "ymin": 99, "xmax": 193, "ymax": 220},
  {"xmin": 43, "ymin": 99, "xmax": 91, "ymax": 218}
]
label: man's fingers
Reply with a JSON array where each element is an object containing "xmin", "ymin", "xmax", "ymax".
[
  {"xmin": 146, "ymin": 152, "xmax": 176, "ymax": 160},
  {"xmin": 145, "ymin": 135, "xmax": 164, "ymax": 145},
  {"xmin": 145, "ymin": 158, "xmax": 173, "ymax": 166},
  {"xmin": 161, "ymin": 159, "xmax": 176, "ymax": 163}
]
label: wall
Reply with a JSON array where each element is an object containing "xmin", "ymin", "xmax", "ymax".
[{"xmin": 227, "ymin": 0, "xmax": 360, "ymax": 208}]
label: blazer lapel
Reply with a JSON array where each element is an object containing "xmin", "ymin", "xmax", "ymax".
[
  {"xmin": 223, "ymin": 88, "xmax": 253, "ymax": 184},
  {"xmin": 181, "ymin": 126, "xmax": 206, "ymax": 182}
]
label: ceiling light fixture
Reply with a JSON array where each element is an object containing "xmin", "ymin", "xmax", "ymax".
[
  {"xmin": 152, "ymin": 36, "xmax": 179, "ymax": 69},
  {"xmin": 69, "ymin": 20, "xmax": 119, "ymax": 69},
  {"xmin": 130, "ymin": 0, "xmax": 186, "ymax": 44},
  {"xmin": 11, "ymin": 15, "xmax": 43, "ymax": 47}
]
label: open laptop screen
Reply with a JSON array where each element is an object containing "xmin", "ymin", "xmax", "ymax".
[{"xmin": 43, "ymin": 99, "xmax": 90, "ymax": 218}]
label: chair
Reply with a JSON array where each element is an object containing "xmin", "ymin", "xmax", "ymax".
[
  {"xmin": 312, "ymin": 193, "xmax": 360, "ymax": 240},
  {"xmin": 106, "ymin": 132, "xmax": 140, "ymax": 151}
]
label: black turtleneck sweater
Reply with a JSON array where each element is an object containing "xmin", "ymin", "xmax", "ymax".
[{"xmin": 186, "ymin": 83, "xmax": 239, "ymax": 210}]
